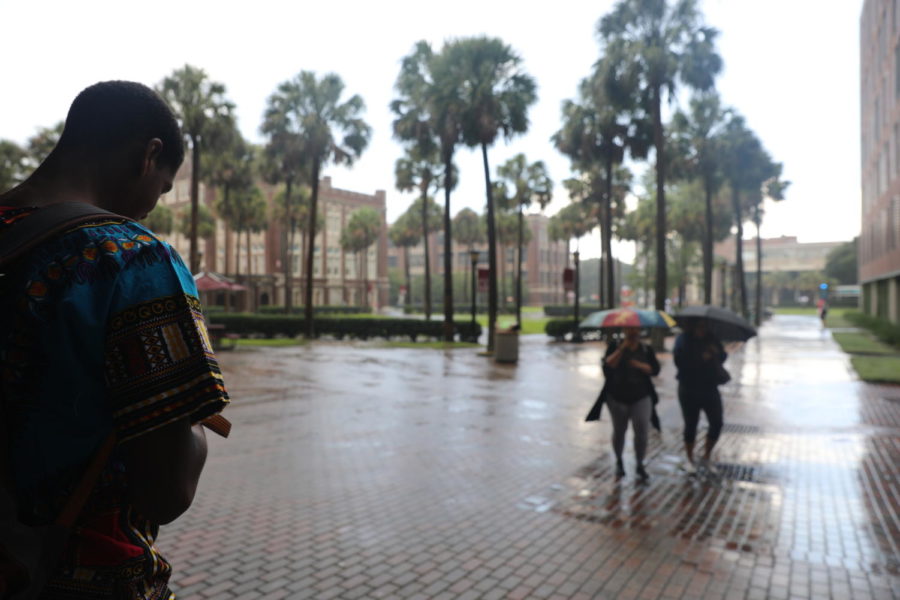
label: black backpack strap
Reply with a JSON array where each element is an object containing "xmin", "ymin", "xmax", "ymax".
[{"xmin": 0, "ymin": 202, "xmax": 128, "ymax": 270}]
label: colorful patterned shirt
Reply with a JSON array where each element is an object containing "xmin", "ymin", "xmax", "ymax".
[{"xmin": 0, "ymin": 206, "xmax": 229, "ymax": 599}]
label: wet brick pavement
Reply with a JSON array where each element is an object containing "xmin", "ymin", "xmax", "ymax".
[{"xmin": 160, "ymin": 315, "xmax": 900, "ymax": 599}]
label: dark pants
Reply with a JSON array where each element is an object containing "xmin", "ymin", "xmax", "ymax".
[{"xmin": 677, "ymin": 382, "xmax": 723, "ymax": 444}]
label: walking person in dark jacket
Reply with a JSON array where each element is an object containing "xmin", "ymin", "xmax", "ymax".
[
  {"xmin": 602, "ymin": 326, "xmax": 661, "ymax": 480},
  {"xmin": 673, "ymin": 319, "xmax": 727, "ymax": 473}
]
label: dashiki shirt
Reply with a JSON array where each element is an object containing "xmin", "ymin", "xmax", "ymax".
[{"xmin": 0, "ymin": 206, "xmax": 229, "ymax": 599}]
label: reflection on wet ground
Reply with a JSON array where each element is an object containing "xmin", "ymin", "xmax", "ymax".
[{"xmin": 163, "ymin": 315, "xmax": 900, "ymax": 599}]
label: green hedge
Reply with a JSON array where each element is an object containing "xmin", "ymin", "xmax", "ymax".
[
  {"xmin": 257, "ymin": 305, "xmax": 371, "ymax": 315},
  {"xmin": 543, "ymin": 305, "xmax": 603, "ymax": 317},
  {"xmin": 545, "ymin": 318, "xmax": 580, "ymax": 341},
  {"xmin": 402, "ymin": 304, "xmax": 517, "ymax": 315},
  {"xmin": 845, "ymin": 311, "xmax": 900, "ymax": 347},
  {"xmin": 210, "ymin": 313, "xmax": 481, "ymax": 343}
]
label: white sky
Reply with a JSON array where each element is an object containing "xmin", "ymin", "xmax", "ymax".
[{"xmin": 0, "ymin": 0, "xmax": 863, "ymax": 260}]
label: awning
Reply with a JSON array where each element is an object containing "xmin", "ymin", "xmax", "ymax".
[{"xmin": 194, "ymin": 271, "xmax": 249, "ymax": 292}]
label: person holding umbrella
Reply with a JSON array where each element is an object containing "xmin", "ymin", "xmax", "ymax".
[
  {"xmin": 601, "ymin": 325, "xmax": 661, "ymax": 481},
  {"xmin": 673, "ymin": 318, "xmax": 728, "ymax": 473}
]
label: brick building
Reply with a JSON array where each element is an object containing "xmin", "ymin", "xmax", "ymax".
[
  {"xmin": 860, "ymin": 0, "xmax": 900, "ymax": 320},
  {"xmin": 155, "ymin": 170, "xmax": 388, "ymax": 311},
  {"xmin": 387, "ymin": 213, "xmax": 569, "ymax": 307}
]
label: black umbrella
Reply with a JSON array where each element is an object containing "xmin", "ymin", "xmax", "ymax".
[{"xmin": 675, "ymin": 305, "xmax": 757, "ymax": 342}]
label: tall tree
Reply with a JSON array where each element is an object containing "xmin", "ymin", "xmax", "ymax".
[
  {"xmin": 204, "ymin": 123, "xmax": 256, "ymax": 275},
  {"xmin": 598, "ymin": 0, "xmax": 721, "ymax": 313},
  {"xmin": 340, "ymin": 207, "xmax": 383, "ymax": 308},
  {"xmin": 392, "ymin": 40, "xmax": 464, "ymax": 341},
  {"xmin": 394, "ymin": 145, "xmax": 452, "ymax": 319},
  {"xmin": 670, "ymin": 91, "xmax": 728, "ymax": 304},
  {"xmin": 389, "ymin": 212, "xmax": 420, "ymax": 309},
  {"xmin": 217, "ymin": 182, "xmax": 267, "ymax": 277},
  {"xmin": 824, "ymin": 238, "xmax": 858, "ymax": 285},
  {"xmin": 555, "ymin": 69, "xmax": 648, "ymax": 309},
  {"xmin": 158, "ymin": 65, "xmax": 235, "ymax": 273},
  {"xmin": 0, "ymin": 140, "xmax": 28, "ymax": 191},
  {"xmin": 496, "ymin": 154, "xmax": 552, "ymax": 324},
  {"xmin": 262, "ymin": 71, "xmax": 371, "ymax": 335},
  {"xmin": 446, "ymin": 36, "xmax": 537, "ymax": 351},
  {"xmin": 720, "ymin": 114, "xmax": 784, "ymax": 320}
]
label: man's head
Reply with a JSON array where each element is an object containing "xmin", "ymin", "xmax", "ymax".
[{"xmin": 48, "ymin": 81, "xmax": 185, "ymax": 218}]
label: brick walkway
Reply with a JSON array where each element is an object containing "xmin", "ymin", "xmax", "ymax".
[{"xmin": 160, "ymin": 315, "xmax": 900, "ymax": 599}]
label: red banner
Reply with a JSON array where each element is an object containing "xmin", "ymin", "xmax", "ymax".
[
  {"xmin": 562, "ymin": 268, "xmax": 574, "ymax": 291},
  {"xmin": 477, "ymin": 267, "xmax": 489, "ymax": 292}
]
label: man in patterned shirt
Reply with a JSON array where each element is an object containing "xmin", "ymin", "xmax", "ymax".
[{"xmin": 0, "ymin": 81, "xmax": 229, "ymax": 598}]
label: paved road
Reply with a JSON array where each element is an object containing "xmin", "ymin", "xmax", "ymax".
[{"xmin": 160, "ymin": 315, "xmax": 900, "ymax": 599}]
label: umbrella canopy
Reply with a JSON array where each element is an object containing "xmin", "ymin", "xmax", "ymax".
[
  {"xmin": 194, "ymin": 271, "xmax": 249, "ymax": 292},
  {"xmin": 675, "ymin": 305, "xmax": 757, "ymax": 342},
  {"xmin": 580, "ymin": 308, "xmax": 676, "ymax": 330}
]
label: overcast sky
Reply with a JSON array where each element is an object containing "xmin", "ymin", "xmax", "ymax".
[{"xmin": 0, "ymin": 0, "xmax": 863, "ymax": 260}]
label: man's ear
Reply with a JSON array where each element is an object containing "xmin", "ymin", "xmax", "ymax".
[{"xmin": 141, "ymin": 138, "xmax": 164, "ymax": 176}]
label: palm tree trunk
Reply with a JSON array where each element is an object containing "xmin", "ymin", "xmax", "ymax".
[
  {"xmin": 652, "ymin": 88, "xmax": 667, "ymax": 313},
  {"xmin": 189, "ymin": 136, "xmax": 200, "ymax": 274},
  {"xmin": 703, "ymin": 176, "xmax": 714, "ymax": 305},
  {"xmin": 284, "ymin": 178, "xmax": 293, "ymax": 314},
  {"xmin": 442, "ymin": 153, "xmax": 454, "ymax": 342},
  {"xmin": 754, "ymin": 206, "xmax": 762, "ymax": 326},
  {"xmin": 516, "ymin": 205, "xmax": 524, "ymax": 326},
  {"xmin": 404, "ymin": 245, "xmax": 412, "ymax": 309},
  {"xmin": 246, "ymin": 228, "xmax": 252, "ymax": 278},
  {"xmin": 732, "ymin": 188, "xmax": 748, "ymax": 318},
  {"xmin": 304, "ymin": 163, "xmax": 320, "ymax": 337},
  {"xmin": 421, "ymin": 190, "xmax": 432, "ymax": 321},
  {"xmin": 235, "ymin": 225, "xmax": 241, "ymax": 277},
  {"xmin": 482, "ymin": 143, "xmax": 499, "ymax": 352},
  {"xmin": 604, "ymin": 155, "xmax": 615, "ymax": 309}
]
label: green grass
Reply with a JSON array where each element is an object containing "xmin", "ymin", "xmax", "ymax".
[
  {"xmin": 831, "ymin": 332, "xmax": 896, "ymax": 355},
  {"xmin": 234, "ymin": 338, "xmax": 307, "ymax": 347},
  {"xmin": 772, "ymin": 307, "xmax": 818, "ymax": 315},
  {"xmin": 824, "ymin": 308, "xmax": 853, "ymax": 328},
  {"xmin": 850, "ymin": 355, "xmax": 900, "ymax": 383},
  {"xmin": 378, "ymin": 341, "xmax": 480, "ymax": 349}
]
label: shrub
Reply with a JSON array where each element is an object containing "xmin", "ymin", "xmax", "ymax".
[
  {"xmin": 209, "ymin": 313, "xmax": 481, "ymax": 343},
  {"xmin": 845, "ymin": 311, "xmax": 900, "ymax": 347},
  {"xmin": 257, "ymin": 305, "xmax": 371, "ymax": 315},
  {"xmin": 545, "ymin": 318, "xmax": 579, "ymax": 341},
  {"xmin": 543, "ymin": 305, "xmax": 603, "ymax": 317}
]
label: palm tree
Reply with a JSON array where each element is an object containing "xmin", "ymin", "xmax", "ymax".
[
  {"xmin": 598, "ymin": 0, "xmax": 721, "ymax": 312},
  {"xmin": 158, "ymin": 65, "xmax": 235, "ymax": 273},
  {"xmin": 260, "ymin": 113, "xmax": 306, "ymax": 313},
  {"xmin": 446, "ymin": 36, "xmax": 537, "ymax": 352},
  {"xmin": 452, "ymin": 207, "xmax": 486, "ymax": 304},
  {"xmin": 394, "ymin": 145, "xmax": 452, "ymax": 319},
  {"xmin": 205, "ymin": 124, "xmax": 255, "ymax": 275},
  {"xmin": 496, "ymin": 154, "xmax": 552, "ymax": 325},
  {"xmin": 670, "ymin": 91, "xmax": 728, "ymax": 304},
  {"xmin": 389, "ymin": 213, "xmax": 420, "ymax": 309},
  {"xmin": 341, "ymin": 207, "xmax": 383, "ymax": 308},
  {"xmin": 720, "ymin": 113, "xmax": 782, "ymax": 320},
  {"xmin": 753, "ymin": 175, "xmax": 789, "ymax": 324},
  {"xmin": 262, "ymin": 71, "xmax": 371, "ymax": 336},
  {"xmin": 392, "ymin": 40, "xmax": 464, "ymax": 341},
  {"xmin": 555, "ymin": 70, "xmax": 648, "ymax": 310},
  {"xmin": 236, "ymin": 187, "xmax": 269, "ymax": 281}
]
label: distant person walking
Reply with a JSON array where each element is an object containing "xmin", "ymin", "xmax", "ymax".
[
  {"xmin": 600, "ymin": 326, "xmax": 660, "ymax": 480},
  {"xmin": 673, "ymin": 319, "xmax": 727, "ymax": 473}
]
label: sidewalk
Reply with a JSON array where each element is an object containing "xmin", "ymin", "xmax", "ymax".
[{"xmin": 161, "ymin": 315, "xmax": 900, "ymax": 599}]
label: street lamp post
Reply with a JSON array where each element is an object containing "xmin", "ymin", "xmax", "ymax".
[
  {"xmin": 470, "ymin": 250, "xmax": 479, "ymax": 325},
  {"xmin": 573, "ymin": 250, "xmax": 583, "ymax": 343}
]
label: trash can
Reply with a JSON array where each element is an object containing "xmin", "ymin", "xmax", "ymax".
[{"xmin": 494, "ymin": 328, "xmax": 519, "ymax": 363}]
